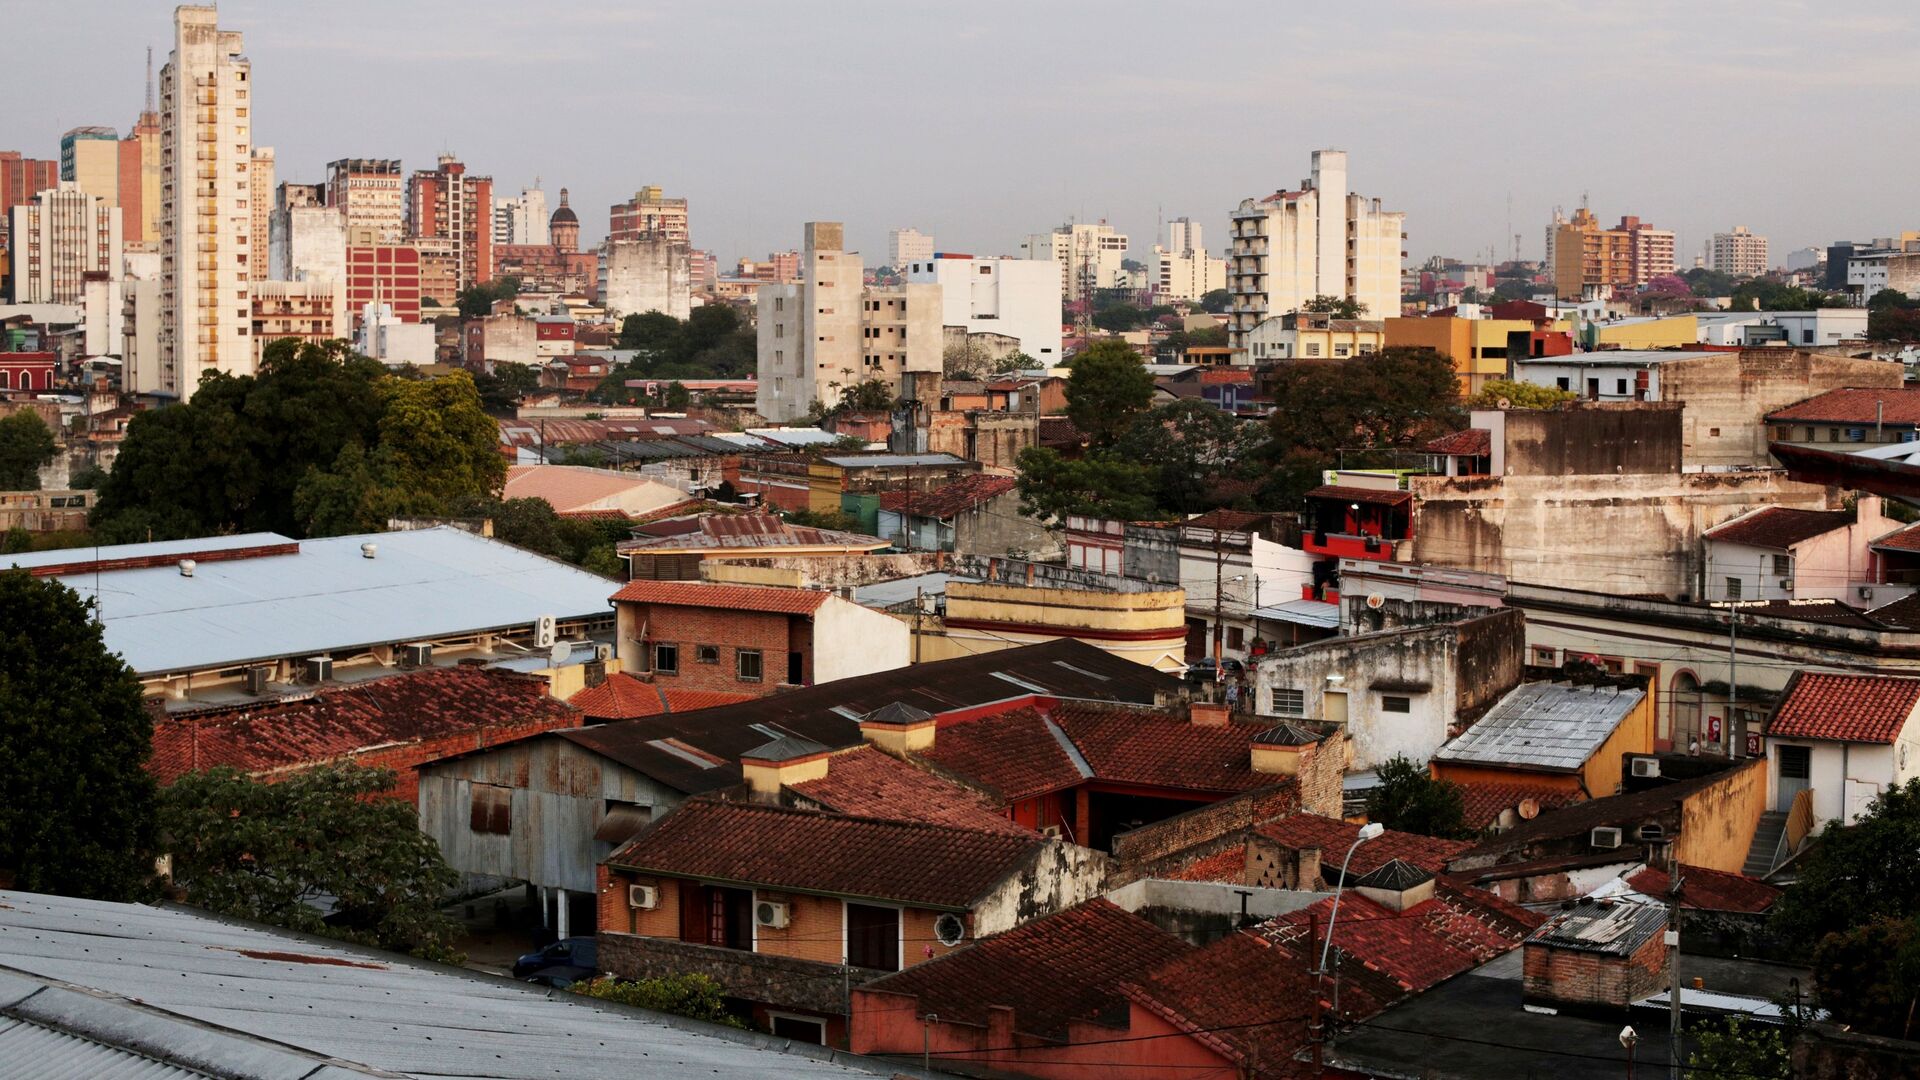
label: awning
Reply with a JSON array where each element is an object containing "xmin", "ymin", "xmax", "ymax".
[
  {"xmin": 1303, "ymin": 484, "xmax": 1412, "ymax": 507},
  {"xmin": 593, "ymin": 803, "xmax": 654, "ymax": 845}
]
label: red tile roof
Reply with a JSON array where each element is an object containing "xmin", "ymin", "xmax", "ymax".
[
  {"xmin": 567, "ymin": 672, "xmax": 751, "ymax": 721},
  {"xmin": 148, "ymin": 667, "xmax": 579, "ymax": 784},
  {"xmin": 861, "ymin": 900, "xmax": 1194, "ymax": 1038},
  {"xmin": 1051, "ymin": 702, "xmax": 1273, "ymax": 794},
  {"xmin": 1872, "ymin": 521, "xmax": 1920, "ymax": 553},
  {"xmin": 877, "ymin": 474, "xmax": 1017, "ymax": 518},
  {"xmin": 1767, "ymin": 670, "xmax": 1920, "ymax": 744},
  {"xmin": 1766, "ymin": 387, "xmax": 1920, "ymax": 426},
  {"xmin": 608, "ymin": 579, "xmax": 830, "ymax": 615},
  {"xmin": 1160, "ymin": 844, "xmax": 1250, "ymax": 883},
  {"xmin": 916, "ymin": 706, "xmax": 1086, "ymax": 802},
  {"xmin": 1454, "ymin": 783, "xmax": 1582, "ymax": 830},
  {"xmin": 1120, "ymin": 932, "xmax": 1317, "ymax": 1074},
  {"xmin": 1426, "ymin": 428, "xmax": 1492, "ymax": 456},
  {"xmin": 1704, "ymin": 506, "xmax": 1852, "ymax": 550},
  {"xmin": 1304, "ymin": 483, "xmax": 1411, "ymax": 506},
  {"xmin": 1257, "ymin": 879, "xmax": 1542, "ymax": 996},
  {"xmin": 788, "ymin": 746, "xmax": 1032, "ymax": 835},
  {"xmin": 606, "ymin": 799, "xmax": 1043, "ymax": 909},
  {"xmin": 1255, "ymin": 814, "xmax": 1471, "ymax": 881},
  {"xmin": 1626, "ymin": 864, "xmax": 1781, "ymax": 913}
]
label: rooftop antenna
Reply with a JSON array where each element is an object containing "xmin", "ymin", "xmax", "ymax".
[{"xmin": 145, "ymin": 47, "xmax": 154, "ymax": 113}]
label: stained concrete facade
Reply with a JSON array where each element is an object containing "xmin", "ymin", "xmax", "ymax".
[{"xmin": 599, "ymin": 236, "xmax": 692, "ymax": 322}]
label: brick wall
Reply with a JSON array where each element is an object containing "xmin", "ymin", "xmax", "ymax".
[
  {"xmin": 901, "ymin": 907, "xmax": 966, "ymax": 968},
  {"xmin": 1295, "ymin": 734, "xmax": 1346, "ymax": 819},
  {"xmin": 1108, "ymin": 784, "xmax": 1299, "ymax": 879},
  {"xmin": 599, "ymin": 866, "xmax": 682, "ymax": 938},
  {"xmin": 752, "ymin": 892, "xmax": 843, "ymax": 965},
  {"xmin": 635, "ymin": 604, "xmax": 798, "ymax": 694},
  {"xmin": 1522, "ymin": 935, "xmax": 1668, "ymax": 1008}
]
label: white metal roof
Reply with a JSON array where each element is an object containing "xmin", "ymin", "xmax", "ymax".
[
  {"xmin": 3, "ymin": 532, "xmax": 287, "ymax": 570},
  {"xmin": 1251, "ymin": 599, "xmax": 1341, "ymax": 629},
  {"xmin": 1434, "ymin": 682, "xmax": 1645, "ymax": 772},
  {"xmin": 0, "ymin": 889, "xmax": 875, "ymax": 1080},
  {"xmin": 27, "ymin": 527, "xmax": 619, "ymax": 676}
]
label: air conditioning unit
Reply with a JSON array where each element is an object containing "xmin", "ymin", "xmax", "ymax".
[
  {"xmin": 244, "ymin": 665, "xmax": 271, "ymax": 695},
  {"xmin": 755, "ymin": 900, "xmax": 791, "ymax": 929},
  {"xmin": 628, "ymin": 884, "xmax": 658, "ymax": 910},
  {"xmin": 534, "ymin": 615, "xmax": 558, "ymax": 649},
  {"xmin": 1637, "ymin": 824, "xmax": 1666, "ymax": 842},
  {"xmin": 1630, "ymin": 758, "xmax": 1662, "ymax": 779},
  {"xmin": 594, "ymin": 643, "xmax": 614, "ymax": 662},
  {"xmin": 1860, "ymin": 586, "xmax": 1877, "ymax": 602},
  {"xmin": 1590, "ymin": 826, "xmax": 1623, "ymax": 849},
  {"xmin": 1039, "ymin": 824, "xmax": 1063, "ymax": 839},
  {"xmin": 400, "ymin": 643, "xmax": 432, "ymax": 668},
  {"xmin": 1779, "ymin": 578, "xmax": 1794, "ymax": 591},
  {"xmin": 303, "ymin": 656, "xmax": 333, "ymax": 684}
]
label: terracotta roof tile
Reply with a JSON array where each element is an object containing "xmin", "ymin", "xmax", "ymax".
[
  {"xmin": 502, "ymin": 465, "xmax": 687, "ymax": 517},
  {"xmin": 567, "ymin": 672, "xmax": 751, "ymax": 720},
  {"xmin": 1766, "ymin": 387, "xmax": 1920, "ymax": 426},
  {"xmin": 148, "ymin": 667, "xmax": 579, "ymax": 784},
  {"xmin": 1626, "ymin": 863, "xmax": 1781, "ymax": 913},
  {"xmin": 1767, "ymin": 670, "xmax": 1920, "ymax": 744},
  {"xmin": 1705, "ymin": 506, "xmax": 1853, "ymax": 550},
  {"xmin": 1120, "ymin": 932, "xmax": 1318, "ymax": 1074},
  {"xmin": 1425, "ymin": 428, "xmax": 1491, "ymax": 456},
  {"xmin": 1255, "ymin": 814, "xmax": 1471, "ymax": 882},
  {"xmin": 876, "ymin": 474, "xmax": 1017, "ymax": 517},
  {"xmin": 1868, "ymin": 591, "xmax": 1920, "ymax": 629},
  {"xmin": 788, "ymin": 746, "xmax": 1032, "ymax": 835},
  {"xmin": 608, "ymin": 579, "xmax": 830, "ymax": 615},
  {"xmin": 1051, "ymin": 702, "xmax": 1273, "ymax": 794},
  {"xmin": 862, "ymin": 900, "xmax": 1194, "ymax": 1037},
  {"xmin": 607, "ymin": 799, "xmax": 1043, "ymax": 909},
  {"xmin": 1454, "ymin": 783, "xmax": 1581, "ymax": 830},
  {"xmin": 618, "ymin": 512, "xmax": 888, "ymax": 553},
  {"xmin": 1304, "ymin": 483, "xmax": 1411, "ymax": 506},
  {"xmin": 1159, "ymin": 844, "xmax": 1250, "ymax": 883},
  {"xmin": 1873, "ymin": 521, "xmax": 1920, "ymax": 553},
  {"xmin": 916, "ymin": 706, "xmax": 1087, "ymax": 802},
  {"xmin": 1257, "ymin": 880, "xmax": 1541, "ymax": 996}
]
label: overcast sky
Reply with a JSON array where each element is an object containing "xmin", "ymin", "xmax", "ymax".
[{"xmin": 6, "ymin": 1, "xmax": 1915, "ymax": 270}]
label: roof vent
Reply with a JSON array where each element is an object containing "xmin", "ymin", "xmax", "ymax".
[
  {"xmin": 361, "ymin": 543, "xmax": 378, "ymax": 559},
  {"xmin": 178, "ymin": 559, "xmax": 195, "ymax": 577}
]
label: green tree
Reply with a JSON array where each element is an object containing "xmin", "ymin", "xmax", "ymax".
[
  {"xmin": 658, "ymin": 381, "xmax": 692, "ymax": 411},
  {"xmin": 1869, "ymin": 290, "xmax": 1920, "ymax": 341},
  {"xmin": 1114, "ymin": 400, "xmax": 1267, "ymax": 515},
  {"xmin": 474, "ymin": 361, "xmax": 540, "ymax": 415},
  {"xmin": 836, "ymin": 379, "xmax": 895, "ymax": 413},
  {"xmin": 1198, "ymin": 288, "xmax": 1233, "ymax": 314},
  {"xmin": 944, "ymin": 339, "xmax": 991, "ymax": 380},
  {"xmin": 574, "ymin": 973, "xmax": 743, "ymax": 1027},
  {"xmin": 1771, "ymin": 778, "xmax": 1920, "ymax": 945},
  {"xmin": 1808, "ymin": 916, "xmax": 1920, "ymax": 1039},
  {"xmin": 0, "ymin": 570, "xmax": 156, "ymax": 900},
  {"xmin": 1466, "ymin": 379, "xmax": 1577, "ymax": 410},
  {"xmin": 1091, "ymin": 304, "xmax": 1150, "ymax": 332},
  {"xmin": 993, "ymin": 350, "xmax": 1039, "ymax": 374},
  {"xmin": 67, "ymin": 462, "xmax": 109, "ymax": 490},
  {"xmin": 456, "ymin": 276, "xmax": 522, "ymax": 318},
  {"xmin": 1066, "ymin": 340, "xmax": 1156, "ymax": 448},
  {"xmin": 1267, "ymin": 347, "xmax": 1461, "ymax": 459},
  {"xmin": 1687, "ymin": 1017, "xmax": 1789, "ymax": 1080},
  {"xmin": 159, "ymin": 763, "xmax": 461, "ymax": 960},
  {"xmin": 1013, "ymin": 447, "xmax": 1159, "ymax": 522},
  {"xmin": 784, "ymin": 507, "xmax": 862, "ymax": 533},
  {"xmin": 1364, "ymin": 755, "xmax": 1470, "ymax": 839},
  {"xmin": 0, "ymin": 410, "xmax": 58, "ymax": 489},
  {"xmin": 1683, "ymin": 266, "xmax": 1740, "ymax": 297},
  {"xmin": 1156, "ymin": 324, "xmax": 1229, "ymax": 362},
  {"xmin": 618, "ymin": 310, "xmax": 683, "ymax": 354},
  {"xmin": 1730, "ymin": 279, "xmax": 1838, "ymax": 312},
  {"xmin": 1301, "ymin": 295, "xmax": 1367, "ymax": 319}
]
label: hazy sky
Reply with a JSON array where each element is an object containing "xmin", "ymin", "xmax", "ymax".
[{"xmin": 7, "ymin": 1, "xmax": 1915, "ymax": 269}]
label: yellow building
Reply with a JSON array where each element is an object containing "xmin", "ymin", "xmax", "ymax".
[
  {"xmin": 902, "ymin": 574, "xmax": 1188, "ymax": 670},
  {"xmin": 1587, "ymin": 314, "xmax": 1698, "ymax": 351},
  {"xmin": 1242, "ymin": 312, "xmax": 1386, "ymax": 364},
  {"xmin": 1383, "ymin": 316, "xmax": 1539, "ymax": 395}
]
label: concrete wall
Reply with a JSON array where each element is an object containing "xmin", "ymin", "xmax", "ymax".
[
  {"xmin": 969, "ymin": 840, "xmax": 1111, "ymax": 937},
  {"xmin": 1705, "ymin": 496, "xmax": 1902, "ymax": 604},
  {"xmin": 810, "ymin": 595, "xmax": 912, "ymax": 684},
  {"xmin": 601, "ymin": 237, "xmax": 692, "ymax": 321},
  {"xmin": 1770, "ymin": 724, "xmax": 1915, "ymax": 831},
  {"xmin": 954, "ymin": 490, "xmax": 1061, "ymax": 560},
  {"xmin": 1663, "ymin": 348, "xmax": 1903, "ymax": 467},
  {"xmin": 1675, "ymin": 758, "xmax": 1768, "ymax": 873}
]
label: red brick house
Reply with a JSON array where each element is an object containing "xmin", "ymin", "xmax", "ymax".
[
  {"xmin": 147, "ymin": 666, "xmax": 581, "ymax": 800},
  {"xmin": 1522, "ymin": 897, "xmax": 1669, "ymax": 1011},
  {"xmin": 608, "ymin": 579, "xmax": 909, "ymax": 694}
]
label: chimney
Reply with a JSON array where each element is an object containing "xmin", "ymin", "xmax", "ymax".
[
  {"xmin": 1294, "ymin": 845, "xmax": 1322, "ymax": 891},
  {"xmin": 1250, "ymin": 721, "xmax": 1321, "ymax": 774},
  {"xmin": 1352, "ymin": 859, "xmax": 1436, "ymax": 912},
  {"xmin": 583, "ymin": 660, "xmax": 607, "ymax": 688},
  {"xmin": 739, "ymin": 736, "xmax": 833, "ymax": 799},
  {"xmin": 857, "ymin": 702, "xmax": 937, "ymax": 755},
  {"xmin": 1190, "ymin": 701, "xmax": 1230, "ymax": 727}
]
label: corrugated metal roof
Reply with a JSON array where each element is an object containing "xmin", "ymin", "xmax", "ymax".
[
  {"xmin": 1252, "ymin": 599, "xmax": 1341, "ymax": 629},
  {"xmin": 0, "ymin": 1015, "xmax": 218, "ymax": 1080},
  {"xmin": 823, "ymin": 453, "xmax": 967, "ymax": 468},
  {"xmin": 0, "ymin": 889, "xmax": 877, "ymax": 1079},
  {"xmin": 1434, "ymin": 682, "xmax": 1644, "ymax": 772},
  {"xmin": 4, "ymin": 532, "xmax": 288, "ymax": 570},
  {"xmin": 49, "ymin": 527, "xmax": 618, "ymax": 676}
]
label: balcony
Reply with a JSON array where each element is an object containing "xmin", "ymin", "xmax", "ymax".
[{"xmin": 1302, "ymin": 531, "xmax": 1409, "ymax": 561}]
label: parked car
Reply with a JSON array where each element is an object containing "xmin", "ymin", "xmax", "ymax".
[
  {"xmin": 522, "ymin": 964, "xmax": 596, "ymax": 989},
  {"xmin": 1182, "ymin": 657, "xmax": 1245, "ymax": 682},
  {"xmin": 513, "ymin": 936, "xmax": 596, "ymax": 979}
]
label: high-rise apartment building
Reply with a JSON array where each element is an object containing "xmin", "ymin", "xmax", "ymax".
[
  {"xmin": 0, "ymin": 152, "xmax": 58, "ymax": 247},
  {"xmin": 599, "ymin": 237, "xmax": 692, "ymax": 321},
  {"xmin": 609, "ymin": 186, "xmax": 687, "ymax": 245},
  {"xmin": 407, "ymin": 155, "xmax": 493, "ymax": 292},
  {"xmin": 159, "ymin": 4, "xmax": 254, "ymax": 398},
  {"xmin": 325, "ymin": 159, "xmax": 404, "ymax": 243},
  {"xmin": 1226, "ymin": 150, "xmax": 1405, "ymax": 348},
  {"xmin": 494, "ymin": 187, "xmax": 548, "ymax": 246},
  {"xmin": 7, "ymin": 182, "xmax": 122, "ymax": 304},
  {"xmin": 269, "ymin": 203, "xmax": 346, "ymax": 285},
  {"xmin": 119, "ymin": 111, "xmax": 162, "ymax": 248},
  {"xmin": 1021, "ymin": 221, "xmax": 1129, "ymax": 303},
  {"xmin": 1150, "ymin": 217, "xmax": 1226, "ymax": 303},
  {"xmin": 904, "ymin": 253, "xmax": 1063, "ymax": 362},
  {"xmin": 756, "ymin": 222, "xmax": 941, "ymax": 423},
  {"xmin": 1709, "ymin": 225, "xmax": 1769, "ymax": 277},
  {"xmin": 1550, "ymin": 208, "xmax": 1675, "ymax": 299},
  {"xmin": 60, "ymin": 127, "xmax": 121, "ymax": 204},
  {"xmin": 248, "ymin": 147, "xmax": 273, "ymax": 280},
  {"xmin": 889, "ymin": 227, "xmax": 934, "ymax": 268}
]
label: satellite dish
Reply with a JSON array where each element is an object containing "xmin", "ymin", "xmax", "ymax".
[
  {"xmin": 1518, "ymin": 798, "xmax": 1540, "ymax": 820},
  {"xmin": 1495, "ymin": 396, "xmax": 1513, "ymax": 409},
  {"xmin": 1365, "ymin": 594, "xmax": 1386, "ymax": 610},
  {"xmin": 549, "ymin": 641, "xmax": 571, "ymax": 666}
]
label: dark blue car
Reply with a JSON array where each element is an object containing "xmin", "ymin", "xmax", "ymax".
[{"xmin": 513, "ymin": 936, "xmax": 596, "ymax": 980}]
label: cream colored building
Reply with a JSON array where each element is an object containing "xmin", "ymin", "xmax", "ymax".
[
  {"xmin": 756, "ymin": 221, "xmax": 941, "ymax": 422},
  {"xmin": 325, "ymin": 158, "xmax": 404, "ymax": 243},
  {"xmin": 160, "ymin": 4, "xmax": 254, "ymax": 398},
  {"xmin": 251, "ymin": 278, "xmax": 347, "ymax": 360},
  {"xmin": 1710, "ymin": 226, "xmax": 1769, "ymax": 277},
  {"xmin": 1021, "ymin": 220, "xmax": 1129, "ymax": 302},
  {"xmin": 7, "ymin": 182, "xmax": 122, "ymax": 305},
  {"xmin": 1243, "ymin": 312, "xmax": 1384, "ymax": 364},
  {"xmin": 598, "ymin": 237, "xmax": 692, "ymax": 321},
  {"xmin": 248, "ymin": 147, "xmax": 273, "ymax": 280},
  {"xmin": 1150, "ymin": 218, "xmax": 1226, "ymax": 302},
  {"xmin": 59, "ymin": 127, "xmax": 120, "ymax": 206},
  {"xmin": 269, "ymin": 203, "xmax": 346, "ymax": 284},
  {"xmin": 1227, "ymin": 150, "xmax": 1403, "ymax": 349},
  {"xmin": 889, "ymin": 227, "xmax": 934, "ymax": 267}
]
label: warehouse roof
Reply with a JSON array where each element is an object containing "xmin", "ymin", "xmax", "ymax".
[{"xmin": 1434, "ymin": 682, "xmax": 1645, "ymax": 774}]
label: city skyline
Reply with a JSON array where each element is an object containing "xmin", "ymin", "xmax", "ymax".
[{"xmin": 3, "ymin": 0, "xmax": 1915, "ymax": 270}]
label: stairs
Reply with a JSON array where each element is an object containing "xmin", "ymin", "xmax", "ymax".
[{"xmin": 1744, "ymin": 811, "xmax": 1789, "ymax": 877}]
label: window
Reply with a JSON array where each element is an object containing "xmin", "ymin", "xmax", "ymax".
[
  {"xmin": 1531, "ymin": 646, "xmax": 1558, "ymax": 665},
  {"xmin": 1304, "ymin": 343, "xmax": 1322, "ymax": 357},
  {"xmin": 1770, "ymin": 554, "xmax": 1792, "ymax": 577},
  {"xmin": 1273, "ymin": 687, "xmax": 1305, "ymax": 716},
  {"xmin": 737, "ymin": 649, "xmax": 763, "ymax": 682},
  {"xmin": 1725, "ymin": 576, "xmax": 1742, "ymax": 601},
  {"xmin": 469, "ymin": 784, "xmax": 511, "ymax": 835},
  {"xmin": 846, "ymin": 902, "xmax": 901, "ymax": 971},
  {"xmin": 1803, "ymin": 329, "xmax": 1814, "ymax": 344},
  {"xmin": 654, "ymin": 643, "xmax": 679, "ymax": 674},
  {"xmin": 1227, "ymin": 627, "xmax": 1245, "ymax": 650},
  {"xmin": 1334, "ymin": 345, "xmax": 1350, "ymax": 357},
  {"xmin": 696, "ymin": 645, "xmax": 719, "ymax": 665},
  {"xmin": 1381, "ymin": 695, "xmax": 1412, "ymax": 713},
  {"xmin": 1709, "ymin": 427, "xmax": 1721, "ymax": 437},
  {"xmin": 769, "ymin": 1015, "xmax": 825, "ymax": 1045},
  {"xmin": 1556, "ymin": 377, "xmax": 1570, "ymax": 390},
  {"xmin": 1615, "ymin": 379, "xmax": 1628, "ymax": 394},
  {"xmin": 1847, "ymin": 428, "xmax": 1867, "ymax": 442}
]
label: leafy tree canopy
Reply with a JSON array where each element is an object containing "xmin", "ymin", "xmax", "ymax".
[
  {"xmin": 1301, "ymin": 294, "xmax": 1368, "ymax": 319},
  {"xmin": 160, "ymin": 763, "xmax": 462, "ymax": 961},
  {"xmin": 457, "ymin": 276, "xmax": 522, "ymax": 318},
  {"xmin": 834, "ymin": 379, "xmax": 896, "ymax": 414},
  {"xmin": 593, "ymin": 306, "xmax": 754, "ymax": 402},
  {"xmin": 1113, "ymin": 400, "xmax": 1266, "ymax": 515},
  {"xmin": 1364, "ymin": 755, "xmax": 1471, "ymax": 839},
  {"xmin": 0, "ymin": 410, "xmax": 57, "ymax": 490},
  {"xmin": 1065, "ymin": 340, "xmax": 1156, "ymax": 448},
  {"xmin": 1729, "ymin": 279, "xmax": 1839, "ymax": 312},
  {"xmin": 1013, "ymin": 447, "xmax": 1159, "ymax": 522},
  {"xmin": 1267, "ymin": 346, "xmax": 1462, "ymax": 461},
  {"xmin": 1466, "ymin": 378, "xmax": 1577, "ymax": 410},
  {"xmin": 1198, "ymin": 289, "xmax": 1233, "ymax": 314},
  {"xmin": 1683, "ymin": 266, "xmax": 1742, "ymax": 297},
  {"xmin": 474, "ymin": 361, "xmax": 540, "ymax": 415},
  {"xmin": 1687, "ymin": 1017, "xmax": 1789, "ymax": 1080},
  {"xmin": 0, "ymin": 570, "xmax": 156, "ymax": 900},
  {"xmin": 574, "ymin": 974, "xmax": 743, "ymax": 1027}
]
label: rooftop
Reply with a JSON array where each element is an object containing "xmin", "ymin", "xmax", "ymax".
[
  {"xmin": 1255, "ymin": 814, "xmax": 1470, "ymax": 882},
  {"xmin": 1250, "ymin": 599, "xmax": 1341, "ymax": 629},
  {"xmin": 1766, "ymin": 386, "xmax": 1920, "ymax": 425},
  {"xmin": 1704, "ymin": 505, "xmax": 1853, "ymax": 550},
  {"xmin": 1459, "ymin": 763, "xmax": 1754, "ymax": 861},
  {"xmin": 1304, "ymin": 483, "xmax": 1411, "ymax": 506},
  {"xmin": 1527, "ymin": 897, "xmax": 1666, "ymax": 957},
  {"xmin": 1258, "ymin": 879, "xmax": 1541, "ymax": 995},
  {"xmin": 609, "ymin": 578, "xmax": 832, "ymax": 615},
  {"xmin": 0, "ymin": 888, "xmax": 884, "ymax": 1080},
  {"xmin": 607, "ymin": 799, "xmax": 1042, "ymax": 910},
  {"xmin": 786, "ymin": 745, "xmax": 1029, "ymax": 834},
  {"xmin": 617, "ymin": 511, "xmax": 889, "ymax": 554},
  {"xmin": 1434, "ymin": 682, "xmax": 1646, "ymax": 774},
  {"xmin": 9, "ymin": 527, "xmax": 618, "ymax": 678},
  {"xmin": 1516, "ymin": 349, "xmax": 1724, "ymax": 365},
  {"xmin": 822, "ymin": 453, "xmax": 969, "ymax": 469},
  {"xmin": 502, "ymin": 464, "xmax": 689, "ymax": 517},
  {"xmin": 1624, "ymin": 864, "xmax": 1780, "ymax": 913},
  {"xmin": 1426, "ymin": 427, "xmax": 1492, "ymax": 456},
  {"xmin": 1766, "ymin": 669, "xmax": 1920, "ymax": 744},
  {"xmin": 567, "ymin": 671, "xmax": 752, "ymax": 720},
  {"xmin": 876, "ymin": 473, "xmax": 1017, "ymax": 518}
]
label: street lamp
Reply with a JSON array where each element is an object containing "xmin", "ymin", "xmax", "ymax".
[
  {"xmin": 1620, "ymin": 1025, "xmax": 1639, "ymax": 1079},
  {"xmin": 1318, "ymin": 822, "xmax": 1384, "ymax": 980}
]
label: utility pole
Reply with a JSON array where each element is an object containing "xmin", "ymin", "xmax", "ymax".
[
  {"xmin": 1667, "ymin": 872, "xmax": 1684, "ymax": 1080},
  {"xmin": 1213, "ymin": 522, "xmax": 1226, "ymax": 695},
  {"xmin": 1307, "ymin": 909, "xmax": 1323, "ymax": 1071},
  {"xmin": 1727, "ymin": 605, "xmax": 1739, "ymax": 757}
]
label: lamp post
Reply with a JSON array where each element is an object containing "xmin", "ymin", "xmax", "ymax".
[
  {"xmin": 1620, "ymin": 1025, "xmax": 1639, "ymax": 1080},
  {"xmin": 1312, "ymin": 820, "xmax": 1383, "ymax": 1068}
]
